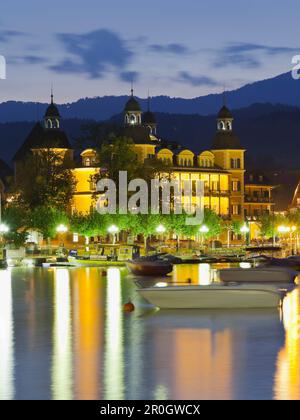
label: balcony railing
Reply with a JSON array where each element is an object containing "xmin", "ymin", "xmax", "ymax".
[{"xmin": 244, "ymin": 195, "xmax": 273, "ymax": 203}]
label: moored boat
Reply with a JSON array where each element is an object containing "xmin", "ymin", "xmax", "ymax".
[
  {"xmin": 217, "ymin": 266, "xmax": 297, "ymax": 284},
  {"xmin": 126, "ymin": 260, "xmax": 173, "ymax": 276},
  {"xmin": 138, "ymin": 283, "xmax": 285, "ymax": 309}
]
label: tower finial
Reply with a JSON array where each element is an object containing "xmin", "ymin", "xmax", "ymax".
[
  {"xmin": 130, "ymin": 80, "xmax": 133, "ymax": 97},
  {"xmin": 51, "ymin": 83, "xmax": 54, "ymax": 104}
]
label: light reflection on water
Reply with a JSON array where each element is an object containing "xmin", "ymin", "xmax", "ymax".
[{"xmin": 0, "ymin": 265, "xmax": 300, "ymax": 400}]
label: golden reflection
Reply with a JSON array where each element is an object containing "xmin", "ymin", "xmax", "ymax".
[
  {"xmin": 0, "ymin": 269, "xmax": 14, "ymax": 400},
  {"xmin": 52, "ymin": 268, "xmax": 72, "ymax": 399},
  {"xmin": 73, "ymin": 268, "xmax": 102, "ymax": 399},
  {"xmin": 104, "ymin": 268, "xmax": 124, "ymax": 399},
  {"xmin": 274, "ymin": 289, "xmax": 300, "ymax": 399},
  {"xmin": 153, "ymin": 324, "xmax": 232, "ymax": 400},
  {"xmin": 172, "ymin": 328, "xmax": 233, "ymax": 399},
  {"xmin": 172, "ymin": 264, "xmax": 212, "ymax": 285}
]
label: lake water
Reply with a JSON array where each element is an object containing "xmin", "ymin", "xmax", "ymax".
[{"xmin": 0, "ymin": 265, "xmax": 299, "ymax": 400}]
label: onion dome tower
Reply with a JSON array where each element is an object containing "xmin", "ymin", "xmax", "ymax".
[
  {"xmin": 142, "ymin": 95, "xmax": 157, "ymax": 135},
  {"xmin": 124, "ymin": 87, "xmax": 142, "ymax": 126},
  {"xmin": 211, "ymin": 102, "xmax": 241, "ymax": 149},
  {"xmin": 44, "ymin": 89, "xmax": 60, "ymax": 129}
]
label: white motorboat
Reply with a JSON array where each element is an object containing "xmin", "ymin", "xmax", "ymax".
[
  {"xmin": 138, "ymin": 283, "xmax": 286, "ymax": 309},
  {"xmin": 217, "ymin": 266, "xmax": 297, "ymax": 284}
]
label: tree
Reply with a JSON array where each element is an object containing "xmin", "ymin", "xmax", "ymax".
[
  {"xmin": 12, "ymin": 148, "xmax": 76, "ymax": 211},
  {"xmin": 259, "ymin": 213, "xmax": 275, "ymax": 239},
  {"xmin": 1, "ymin": 205, "xmax": 28, "ymax": 247},
  {"xmin": 27, "ymin": 206, "xmax": 69, "ymax": 243}
]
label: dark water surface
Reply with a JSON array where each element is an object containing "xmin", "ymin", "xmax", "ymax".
[{"xmin": 0, "ymin": 265, "xmax": 299, "ymax": 400}]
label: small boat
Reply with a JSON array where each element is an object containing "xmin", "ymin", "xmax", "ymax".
[
  {"xmin": 138, "ymin": 283, "xmax": 286, "ymax": 309},
  {"xmin": 217, "ymin": 266, "xmax": 297, "ymax": 284},
  {"xmin": 263, "ymin": 255, "xmax": 300, "ymax": 270},
  {"xmin": 126, "ymin": 260, "xmax": 173, "ymax": 276}
]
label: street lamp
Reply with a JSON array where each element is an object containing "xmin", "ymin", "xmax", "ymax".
[
  {"xmin": 156, "ymin": 224, "xmax": 166, "ymax": 234},
  {"xmin": 240, "ymin": 224, "xmax": 250, "ymax": 246},
  {"xmin": 277, "ymin": 225, "xmax": 290, "ymax": 233},
  {"xmin": 0, "ymin": 223, "xmax": 9, "ymax": 234},
  {"xmin": 56, "ymin": 224, "xmax": 68, "ymax": 233},
  {"xmin": 199, "ymin": 225, "xmax": 209, "ymax": 234},
  {"xmin": 56, "ymin": 224, "xmax": 68, "ymax": 247},
  {"xmin": 108, "ymin": 225, "xmax": 119, "ymax": 245},
  {"xmin": 199, "ymin": 225, "xmax": 209, "ymax": 246}
]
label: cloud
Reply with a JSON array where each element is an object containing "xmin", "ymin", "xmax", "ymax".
[
  {"xmin": 50, "ymin": 29, "xmax": 134, "ymax": 80},
  {"xmin": 217, "ymin": 42, "xmax": 300, "ymax": 68},
  {"xmin": 9, "ymin": 55, "xmax": 48, "ymax": 65},
  {"xmin": 149, "ymin": 43, "xmax": 188, "ymax": 55},
  {"xmin": 178, "ymin": 71, "xmax": 218, "ymax": 86},
  {"xmin": 0, "ymin": 30, "xmax": 24, "ymax": 43},
  {"xmin": 120, "ymin": 71, "xmax": 139, "ymax": 82}
]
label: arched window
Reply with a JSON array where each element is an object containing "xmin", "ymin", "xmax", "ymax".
[
  {"xmin": 85, "ymin": 157, "xmax": 91, "ymax": 167},
  {"xmin": 47, "ymin": 119, "xmax": 52, "ymax": 129}
]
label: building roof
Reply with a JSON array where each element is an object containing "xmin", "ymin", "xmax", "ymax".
[
  {"xmin": 211, "ymin": 131, "xmax": 242, "ymax": 149},
  {"xmin": 218, "ymin": 105, "xmax": 233, "ymax": 119},
  {"xmin": 245, "ymin": 172, "xmax": 274, "ymax": 186},
  {"xmin": 142, "ymin": 110, "xmax": 156, "ymax": 124},
  {"xmin": 124, "ymin": 96, "xmax": 141, "ymax": 112},
  {"xmin": 0, "ymin": 158, "xmax": 13, "ymax": 187},
  {"xmin": 13, "ymin": 122, "xmax": 71, "ymax": 161},
  {"xmin": 121, "ymin": 125, "xmax": 158, "ymax": 145}
]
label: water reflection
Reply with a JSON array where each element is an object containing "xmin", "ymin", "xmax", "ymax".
[
  {"xmin": 275, "ymin": 289, "xmax": 300, "ymax": 399},
  {"xmin": 52, "ymin": 269, "xmax": 72, "ymax": 399},
  {"xmin": 0, "ymin": 269, "xmax": 14, "ymax": 399},
  {"xmin": 147, "ymin": 309, "xmax": 284, "ymax": 399},
  {"xmin": 172, "ymin": 263, "xmax": 214, "ymax": 285},
  {"xmin": 4, "ymin": 266, "xmax": 300, "ymax": 399},
  {"xmin": 72, "ymin": 267, "xmax": 103, "ymax": 399},
  {"xmin": 104, "ymin": 268, "xmax": 124, "ymax": 399}
]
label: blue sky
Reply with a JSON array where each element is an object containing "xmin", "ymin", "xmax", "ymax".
[{"xmin": 0, "ymin": 0, "xmax": 299, "ymax": 102}]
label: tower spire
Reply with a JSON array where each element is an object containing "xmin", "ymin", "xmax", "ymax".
[
  {"xmin": 51, "ymin": 84, "xmax": 54, "ymax": 104},
  {"xmin": 130, "ymin": 80, "xmax": 133, "ymax": 97}
]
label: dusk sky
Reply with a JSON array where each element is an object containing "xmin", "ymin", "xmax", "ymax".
[{"xmin": 0, "ymin": 0, "xmax": 299, "ymax": 103}]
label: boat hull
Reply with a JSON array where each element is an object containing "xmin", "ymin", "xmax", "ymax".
[
  {"xmin": 218, "ymin": 267, "xmax": 297, "ymax": 284},
  {"xmin": 126, "ymin": 261, "xmax": 173, "ymax": 276},
  {"xmin": 138, "ymin": 285, "xmax": 284, "ymax": 309}
]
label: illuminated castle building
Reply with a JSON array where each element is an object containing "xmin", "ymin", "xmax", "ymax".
[{"xmin": 13, "ymin": 91, "xmax": 275, "ymax": 241}]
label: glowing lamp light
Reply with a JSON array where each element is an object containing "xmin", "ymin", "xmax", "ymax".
[
  {"xmin": 108, "ymin": 225, "xmax": 119, "ymax": 234},
  {"xmin": 56, "ymin": 224, "xmax": 68, "ymax": 233},
  {"xmin": 156, "ymin": 224, "xmax": 166, "ymax": 234},
  {"xmin": 155, "ymin": 282, "xmax": 168, "ymax": 288},
  {"xmin": 277, "ymin": 225, "xmax": 290, "ymax": 233},
  {"xmin": 291, "ymin": 226, "xmax": 297, "ymax": 232},
  {"xmin": 0, "ymin": 223, "xmax": 9, "ymax": 233},
  {"xmin": 199, "ymin": 225, "xmax": 209, "ymax": 233},
  {"xmin": 240, "ymin": 224, "xmax": 250, "ymax": 234}
]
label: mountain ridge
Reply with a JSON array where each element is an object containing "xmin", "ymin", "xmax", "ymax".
[{"xmin": 0, "ymin": 71, "xmax": 299, "ymax": 122}]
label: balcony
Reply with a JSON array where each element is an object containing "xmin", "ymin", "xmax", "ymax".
[
  {"xmin": 203, "ymin": 189, "xmax": 230, "ymax": 196},
  {"xmin": 244, "ymin": 195, "xmax": 273, "ymax": 203}
]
